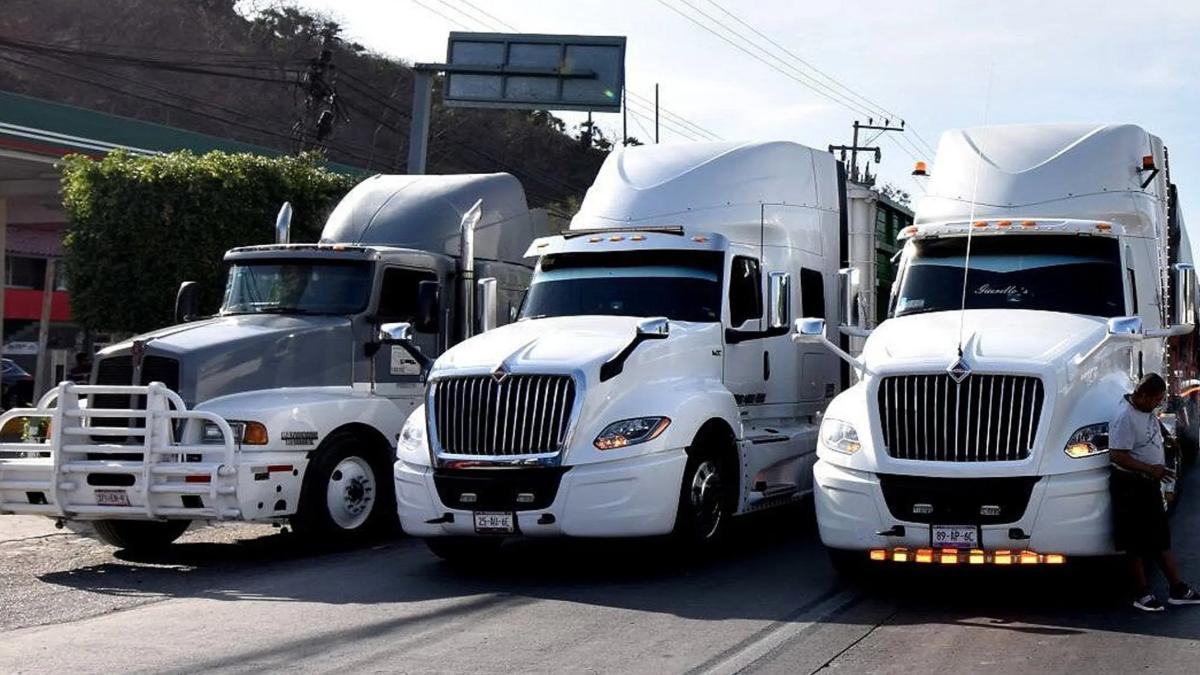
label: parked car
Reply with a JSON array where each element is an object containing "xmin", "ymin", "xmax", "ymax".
[{"xmin": 2, "ymin": 359, "xmax": 34, "ymax": 410}]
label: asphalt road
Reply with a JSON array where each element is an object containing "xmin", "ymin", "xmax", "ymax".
[{"xmin": 1, "ymin": 470, "xmax": 1198, "ymax": 675}]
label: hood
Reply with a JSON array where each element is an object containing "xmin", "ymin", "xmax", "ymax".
[
  {"xmin": 98, "ymin": 314, "xmax": 354, "ymax": 404},
  {"xmin": 431, "ymin": 316, "xmax": 721, "ymax": 381},
  {"xmin": 863, "ymin": 309, "xmax": 1107, "ymax": 368}
]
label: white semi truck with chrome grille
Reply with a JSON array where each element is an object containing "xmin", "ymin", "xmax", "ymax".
[
  {"xmin": 794, "ymin": 123, "xmax": 1198, "ymax": 568},
  {"xmin": 0, "ymin": 172, "xmax": 556, "ymax": 550},
  {"xmin": 393, "ymin": 140, "xmax": 899, "ymax": 560}
]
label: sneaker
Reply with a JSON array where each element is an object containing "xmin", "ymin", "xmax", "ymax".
[
  {"xmin": 1134, "ymin": 593, "xmax": 1165, "ymax": 612},
  {"xmin": 1168, "ymin": 584, "xmax": 1200, "ymax": 606}
]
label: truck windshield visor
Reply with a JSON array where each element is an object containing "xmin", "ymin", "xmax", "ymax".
[
  {"xmin": 519, "ymin": 250, "xmax": 723, "ymax": 322},
  {"xmin": 894, "ymin": 235, "xmax": 1124, "ymax": 318},
  {"xmin": 220, "ymin": 260, "xmax": 372, "ymax": 316}
]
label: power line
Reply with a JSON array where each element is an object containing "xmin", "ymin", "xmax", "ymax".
[
  {"xmin": 457, "ymin": 0, "xmax": 520, "ymax": 32},
  {"xmin": 700, "ymin": 0, "xmax": 938, "ymax": 157},
  {"xmin": 656, "ymin": 0, "xmax": 936, "ymax": 162},
  {"xmin": 624, "ymin": 98, "xmax": 704, "ymax": 141},
  {"xmin": 432, "ymin": 0, "xmax": 493, "ymax": 31},
  {"xmin": 409, "ymin": 0, "xmax": 472, "ymax": 30}
]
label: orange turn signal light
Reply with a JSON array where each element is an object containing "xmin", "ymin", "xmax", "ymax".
[
  {"xmin": 912, "ymin": 161, "xmax": 929, "ymax": 177},
  {"xmin": 242, "ymin": 422, "xmax": 269, "ymax": 445}
]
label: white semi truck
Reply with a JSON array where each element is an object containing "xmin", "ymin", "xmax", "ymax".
[
  {"xmin": 0, "ymin": 172, "xmax": 556, "ymax": 550},
  {"xmin": 393, "ymin": 140, "xmax": 881, "ymax": 560},
  {"xmin": 794, "ymin": 123, "xmax": 1198, "ymax": 568}
]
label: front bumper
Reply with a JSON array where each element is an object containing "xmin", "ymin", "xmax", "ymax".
[
  {"xmin": 394, "ymin": 449, "xmax": 688, "ymax": 538},
  {"xmin": 813, "ymin": 459, "xmax": 1115, "ymax": 556}
]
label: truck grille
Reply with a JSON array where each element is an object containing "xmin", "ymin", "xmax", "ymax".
[
  {"xmin": 92, "ymin": 355, "xmax": 181, "ymax": 431},
  {"xmin": 877, "ymin": 374, "xmax": 1044, "ymax": 462},
  {"xmin": 432, "ymin": 375, "xmax": 575, "ymax": 456}
]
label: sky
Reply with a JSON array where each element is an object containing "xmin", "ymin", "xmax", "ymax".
[{"xmin": 286, "ymin": 0, "xmax": 1200, "ymax": 217}]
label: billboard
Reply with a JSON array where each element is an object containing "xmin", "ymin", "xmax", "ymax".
[{"xmin": 442, "ymin": 32, "xmax": 626, "ymax": 113}]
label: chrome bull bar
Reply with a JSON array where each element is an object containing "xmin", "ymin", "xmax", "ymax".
[{"xmin": 0, "ymin": 381, "xmax": 241, "ymax": 521}]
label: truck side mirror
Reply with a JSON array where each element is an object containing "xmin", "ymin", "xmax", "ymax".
[
  {"xmin": 1106, "ymin": 316, "xmax": 1144, "ymax": 340},
  {"xmin": 767, "ymin": 272, "xmax": 791, "ymax": 330},
  {"xmin": 637, "ymin": 317, "xmax": 670, "ymax": 339},
  {"xmin": 1172, "ymin": 263, "xmax": 1195, "ymax": 329},
  {"xmin": 174, "ymin": 281, "xmax": 199, "ymax": 323},
  {"xmin": 415, "ymin": 280, "xmax": 440, "ymax": 334},
  {"xmin": 477, "ymin": 277, "xmax": 498, "ymax": 333},
  {"xmin": 379, "ymin": 322, "xmax": 415, "ymax": 344},
  {"xmin": 793, "ymin": 318, "xmax": 826, "ymax": 344}
]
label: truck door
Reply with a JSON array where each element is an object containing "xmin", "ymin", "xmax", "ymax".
[
  {"xmin": 372, "ymin": 266, "xmax": 439, "ymax": 401},
  {"xmin": 724, "ymin": 255, "xmax": 766, "ymax": 414}
]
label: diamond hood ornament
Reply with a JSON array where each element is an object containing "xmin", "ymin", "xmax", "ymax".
[{"xmin": 947, "ymin": 356, "xmax": 971, "ymax": 383}]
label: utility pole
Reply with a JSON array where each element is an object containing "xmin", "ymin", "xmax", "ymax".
[
  {"xmin": 34, "ymin": 258, "xmax": 55, "ymax": 397},
  {"xmin": 828, "ymin": 119, "xmax": 906, "ymax": 184},
  {"xmin": 654, "ymin": 83, "xmax": 660, "ymax": 144}
]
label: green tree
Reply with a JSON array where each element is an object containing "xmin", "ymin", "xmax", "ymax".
[{"xmin": 61, "ymin": 150, "xmax": 358, "ymax": 333}]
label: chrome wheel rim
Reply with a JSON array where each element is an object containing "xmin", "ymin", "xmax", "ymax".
[
  {"xmin": 327, "ymin": 456, "xmax": 375, "ymax": 530},
  {"xmin": 689, "ymin": 460, "xmax": 724, "ymax": 540}
]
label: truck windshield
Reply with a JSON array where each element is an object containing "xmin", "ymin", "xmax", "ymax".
[
  {"xmin": 519, "ymin": 251, "xmax": 723, "ymax": 322},
  {"xmin": 221, "ymin": 260, "xmax": 372, "ymax": 316},
  {"xmin": 893, "ymin": 235, "xmax": 1125, "ymax": 318}
]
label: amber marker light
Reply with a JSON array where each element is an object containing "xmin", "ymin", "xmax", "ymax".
[
  {"xmin": 1096, "ymin": 222, "xmax": 1112, "ymax": 232},
  {"xmin": 692, "ymin": 235, "xmax": 710, "ymax": 243},
  {"xmin": 630, "ymin": 234, "xmax": 646, "ymax": 241},
  {"xmin": 242, "ymin": 422, "xmax": 269, "ymax": 445},
  {"xmin": 940, "ymin": 550, "xmax": 959, "ymax": 564},
  {"xmin": 915, "ymin": 548, "xmax": 934, "ymax": 563},
  {"xmin": 1019, "ymin": 551, "xmax": 1041, "ymax": 565},
  {"xmin": 870, "ymin": 549, "xmax": 887, "ymax": 561},
  {"xmin": 1142, "ymin": 154, "xmax": 1156, "ymax": 170},
  {"xmin": 588, "ymin": 236, "xmax": 602, "ymax": 243},
  {"xmin": 1020, "ymin": 220, "xmax": 1037, "ymax": 229},
  {"xmin": 1044, "ymin": 554, "xmax": 1066, "ymax": 565},
  {"xmin": 972, "ymin": 220, "xmax": 988, "ymax": 229},
  {"xmin": 892, "ymin": 547, "xmax": 909, "ymax": 562},
  {"xmin": 996, "ymin": 220, "xmax": 1012, "ymax": 229},
  {"xmin": 968, "ymin": 550, "xmax": 986, "ymax": 564},
  {"xmin": 993, "ymin": 550, "xmax": 1013, "ymax": 565},
  {"xmin": 609, "ymin": 235, "xmax": 624, "ymax": 241}
]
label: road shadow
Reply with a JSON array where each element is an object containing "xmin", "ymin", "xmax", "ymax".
[{"xmin": 33, "ymin": 466, "xmax": 1200, "ymax": 644}]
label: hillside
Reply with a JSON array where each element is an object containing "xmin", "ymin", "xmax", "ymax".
[{"xmin": 0, "ymin": 0, "xmax": 605, "ymax": 206}]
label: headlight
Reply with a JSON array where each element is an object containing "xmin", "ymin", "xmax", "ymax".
[
  {"xmin": 397, "ymin": 407, "xmax": 428, "ymax": 458},
  {"xmin": 594, "ymin": 417, "xmax": 670, "ymax": 450},
  {"xmin": 1064, "ymin": 422, "xmax": 1108, "ymax": 458},
  {"xmin": 819, "ymin": 418, "xmax": 861, "ymax": 454},
  {"xmin": 201, "ymin": 420, "xmax": 267, "ymax": 445}
]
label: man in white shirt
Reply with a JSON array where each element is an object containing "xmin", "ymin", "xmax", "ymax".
[{"xmin": 1110, "ymin": 373, "xmax": 1199, "ymax": 611}]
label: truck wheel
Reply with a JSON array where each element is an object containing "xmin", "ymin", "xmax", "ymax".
[
  {"xmin": 291, "ymin": 431, "xmax": 397, "ymax": 546},
  {"xmin": 673, "ymin": 451, "xmax": 732, "ymax": 550},
  {"xmin": 92, "ymin": 520, "xmax": 190, "ymax": 551},
  {"xmin": 424, "ymin": 536, "xmax": 504, "ymax": 563}
]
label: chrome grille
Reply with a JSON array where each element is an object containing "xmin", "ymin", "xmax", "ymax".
[
  {"xmin": 877, "ymin": 374, "xmax": 1044, "ymax": 462},
  {"xmin": 432, "ymin": 375, "xmax": 575, "ymax": 456}
]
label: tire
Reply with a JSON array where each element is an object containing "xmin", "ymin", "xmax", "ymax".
[
  {"xmin": 291, "ymin": 431, "xmax": 397, "ymax": 547},
  {"xmin": 424, "ymin": 536, "xmax": 504, "ymax": 563},
  {"xmin": 672, "ymin": 450, "xmax": 734, "ymax": 551},
  {"xmin": 93, "ymin": 519, "xmax": 190, "ymax": 551}
]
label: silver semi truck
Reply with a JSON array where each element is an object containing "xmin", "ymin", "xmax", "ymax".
[{"xmin": 0, "ymin": 172, "xmax": 557, "ymax": 550}]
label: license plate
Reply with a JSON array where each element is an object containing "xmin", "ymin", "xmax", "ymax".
[
  {"xmin": 931, "ymin": 524, "xmax": 978, "ymax": 549},
  {"xmin": 95, "ymin": 489, "xmax": 131, "ymax": 507},
  {"xmin": 473, "ymin": 511, "xmax": 514, "ymax": 534}
]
